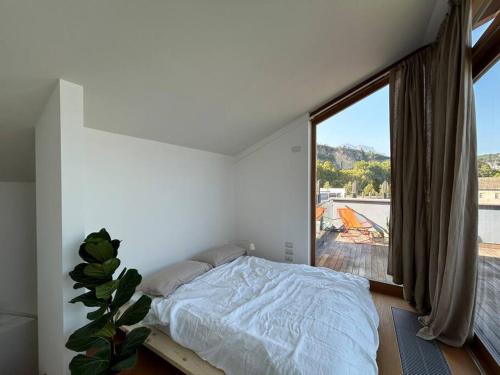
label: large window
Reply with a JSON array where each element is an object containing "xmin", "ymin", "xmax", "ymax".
[
  {"xmin": 473, "ymin": 23, "xmax": 500, "ymax": 363},
  {"xmin": 314, "ymin": 86, "xmax": 393, "ymax": 284},
  {"xmin": 310, "ymin": 9, "xmax": 499, "ymax": 366}
]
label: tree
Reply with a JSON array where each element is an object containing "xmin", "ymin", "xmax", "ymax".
[
  {"xmin": 317, "ymin": 160, "xmax": 345, "ymax": 188},
  {"xmin": 317, "ymin": 158, "xmax": 392, "ymax": 193},
  {"xmin": 478, "ymin": 161, "xmax": 498, "ymax": 177},
  {"xmin": 316, "ymin": 161, "xmax": 334, "ymax": 187},
  {"xmin": 344, "ymin": 181, "xmax": 353, "ymax": 196},
  {"xmin": 363, "ymin": 183, "xmax": 377, "ymax": 197},
  {"xmin": 323, "ymin": 181, "xmax": 331, "ymax": 189},
  {"xmin": 350, "ymin": 160, "xmax": 390, "ymax": 191}
]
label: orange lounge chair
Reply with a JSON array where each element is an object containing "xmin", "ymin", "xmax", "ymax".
[
  {"xmin": 337, "ymin": 207, "xmax": 374, "ymax": 244},
  {"xmin": 316, "ymin": 206, "xmax": 326, "ymax": 220}
]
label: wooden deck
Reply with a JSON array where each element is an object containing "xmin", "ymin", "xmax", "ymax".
[
  {"xmin": 316, "ymin": 231, "xmax": 500, "ymax": 363},
  {"xmin": 316, "ymin": 231, "xmax": 393, "ymax": 284},
  {"xmin": 476, "ymin": 243, "xmax": 500, "ymax": 362}
]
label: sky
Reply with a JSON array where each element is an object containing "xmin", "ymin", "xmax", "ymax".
[{"xmin": 317, "ymin": 21, "xmax": 499, "ymax": 156}]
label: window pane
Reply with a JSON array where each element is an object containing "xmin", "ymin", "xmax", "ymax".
[
  {"xmin": 315, "ymin": 86, "xmax": 392, "ymax": 284},
  {"xmin": 472, "ymin": 19, "xmax": 493, "ymax": 45},
  {"xmin": 475, "ymin": 59, "xmax": 500, "ymax": 362}
]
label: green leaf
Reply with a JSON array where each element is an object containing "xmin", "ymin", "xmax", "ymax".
[
  {"xmin": 90, "ymin": 337, "xmax": 111, "ymax": 360},
  {"xmin": 111, "ymin": 239, "xmax": 121, "ymax": 254},
  {"xmin": 95, "ymin": 321, "xmax": 116, "ymax": 338},
  {"xmin": 111, "ymin": 352, "xmax": 138, "ymax": 372},
  {"xmin": 69, "ymin": 354, "xmax": 109, "ymax": 375},
  {"xmin": 78, "ymin": 243, "xmax": 99, "ymax": 263},
  {"xmin": 85, "ymin": 228, "xmax": 111, "ymax": 242},
  {"xmin": 87, "ymin": 305, "xmax": 107, "ymax": 320},
  {"xmin": 102, "ymin": 258, "xmax": 120, "ymax": 275},
  {"xmin": 84, "ymin": 258, "xmax": 120, "ymax": 279},
  {"xmin": 66, "ymin": 336, "xmax": 103, "ymax": 353},
  {"xmin": 85, "ymin": 239, "xmax": 115, "ymax": 263},
  {"xmin": 95, "ymin": 280, "xmax": 119, "ymax": 300},
  {"xmin": 119, "ymin": 327, "xmax": 151, "ymax": 358},
  {"xmin": 111, "ymin": 269, "xmax": 142, "ymax": 311},
  {"xmin": 66, "ymin": 315, "xmax": 109, "ymax": 352},
  {"xmin": 69, "ymin": 291, "xmax": 103, "ymax": 307},
  {"xmin": 116, "ymin": 295, "xmax": 152, "ymax": 327},
  {"xmin": 70, "ymin": 264, "xmax": 103, "ymax": 289},
  {"xmin": 117, "ymin": 267, "xmax": 127, "ymax": 279}
]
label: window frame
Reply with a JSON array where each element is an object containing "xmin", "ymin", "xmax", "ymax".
[
  {"xmin": 310, "ymin": 8, "xmax": 500, "ymax": 266},
  {"xmin": 309, "ymin": 8, "xmax": 500, "ymax": 371}
]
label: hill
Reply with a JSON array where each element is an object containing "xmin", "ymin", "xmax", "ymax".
[
  {"xmin": 317, "ymin": 144, "xmax": 389, "ymax": 169},
  {"xmin": 478, "ymin": 153, "xmax": 500, "ymax": 170}
]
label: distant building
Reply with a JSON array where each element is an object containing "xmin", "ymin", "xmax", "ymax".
[
  {"xmin": 479, "ymin": 177, "xmax": 500, "ymax": 205},
  {"xmin": 319, "ymin": 188, "xmax": 345, "ymax": 202},
  {"xmin": 486, "ymin": 161, "xmax": 500, "ymax": 171}
]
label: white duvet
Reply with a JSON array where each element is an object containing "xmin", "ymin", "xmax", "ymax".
[{"xmin": 144, "ymin": 256, "xmax": 379, "ymax": 375}]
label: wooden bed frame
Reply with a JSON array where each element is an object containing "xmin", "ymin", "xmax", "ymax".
[{"xmin": 121, "ymin": 322, "xmax": 223, "ymax": 375}]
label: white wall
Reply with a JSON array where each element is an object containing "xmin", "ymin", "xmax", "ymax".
[
  {"xmin": 35, "ymin": 80, "xmax": 84, "ymax": 375},
  {"xmin": 34, "ymin": 78, "xmax": 308, "ymax": 373},
  {"xmin": 60, "ymin": 81, "xmax": 85, "ymax": 370},
  {"xmin": 83, "ymin": 128, "xmax": 236, "ymax": 276},
  {"xmin": 36, "ymin": 80, "xmax": 236, "ymax": 374},
  {"xmin": 0, "ymin": 182, "xmax": 36, "ymax": 314},
  {"xmin": 478, "ymin": 205, "xmax": 500, "ymax": 244},
  {"xmin": 235, "ymin": 115, "xmax": 310, "ymax": 264},
  {"xmin": 35, "ymin": 82, "xmax": 64, "ymax": 375}
]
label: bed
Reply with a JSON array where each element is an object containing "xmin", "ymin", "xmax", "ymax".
[{"xmin": 140, "ymin": 256, "xmax": 379, "ymax": 375}]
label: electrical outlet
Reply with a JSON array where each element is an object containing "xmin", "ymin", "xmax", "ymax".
[
  {"xmin": 285, "ymin": 248, "xmax": 294, "ymax": 255},
  {"xmin": 291, "ymin": 145, "xmax": 301, "ymax": 153},
  {"xmin": 284, "ymin": 255, "xmax": 294, "ymax": 262},
  {"xmin": 285, "ymin": 242, "xmax": 294, "ymax": 248}
]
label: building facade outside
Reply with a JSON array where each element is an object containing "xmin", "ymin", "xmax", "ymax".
[
  {"xmin": 479, "ymin": 177, "xmax": 500, "ymax": 205},
  {"xmin": 319, "ymin": 188, "xmax": 346, "ymax": 202}
]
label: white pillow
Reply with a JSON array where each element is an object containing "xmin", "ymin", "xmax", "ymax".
[
  {"xmin": 191, "ymin": 244, "xmax": 246, "ymax": 267},
  {"xmin": 139, "ymin": 260, "xmax": 212, "ymax": 297}
]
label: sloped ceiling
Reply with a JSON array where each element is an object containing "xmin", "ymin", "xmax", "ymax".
[{"xmin": 0, "ymin": 0, "xmax": 445, "ymax": 180}]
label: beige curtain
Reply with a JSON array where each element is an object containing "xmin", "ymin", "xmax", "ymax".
[
  {"xmin": 388, "ymin": 0, "xmax": 478, "ymax": 347},
  {"xmin": 388, "ymin": 48, "xmax": 433, "ymax": 313}
]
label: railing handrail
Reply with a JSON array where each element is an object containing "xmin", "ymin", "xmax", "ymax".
[{"xmin": 326, "ymin": 197, "xmax": 391, "ymax": 204}]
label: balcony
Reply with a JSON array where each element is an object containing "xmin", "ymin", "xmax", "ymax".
[
  {"xmin": 317, "ymin": 230, "xmax": 392, "ymax": 283},
  {"xmin": 316, "ymin": 197, "xmax": 392, "ymax": 283},
  {"xmin": 476, "ymin": 242, "xmax": 500, "ymax": 361},
  {"xmin": 316, "ymin": 198, "xmax": 500, "ymax": 362}
]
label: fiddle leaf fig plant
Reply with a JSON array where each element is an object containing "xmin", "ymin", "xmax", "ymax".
[{"xmin": 66, "ymin": 228, "xmax": 152, "ymax": 374}]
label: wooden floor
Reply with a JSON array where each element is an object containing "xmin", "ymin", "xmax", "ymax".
[
  {"xmin": 476, "ymin": 243, "xmax": 500, "ymax": 362},
  {"xmin": 121, "ymin": 339, "xmax": 184, "ymax": 375},
  {"xmin": 372, "ymin": 292, "xmax": 480, "ymax": 375},
  {"xmin": 316, "ymin": 230, "xmax": 394, "ymax": 283}
]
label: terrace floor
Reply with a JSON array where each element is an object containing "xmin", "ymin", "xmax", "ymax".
[
  {"xmin": 476, "ymin": 243, "xmax": 500, "ymax": 362},
  {"xmin": 316, "ymin": 230, "xmax": 500, "ymax": 363},
  {"xmin": 316, "ymin": 230, "xmax": 393, "ymax": 284}
]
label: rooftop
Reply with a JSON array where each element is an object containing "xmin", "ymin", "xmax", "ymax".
[{"xmin": 479, "ymin": 177, "xmax": 500, "ymax": 190}]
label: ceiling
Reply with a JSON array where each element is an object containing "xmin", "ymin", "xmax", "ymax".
[{"xmin": 0, "ymin": 0, "xmax": 445, "ymax": 180}]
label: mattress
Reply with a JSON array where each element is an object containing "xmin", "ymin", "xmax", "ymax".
[{"xmin": 144, "ymin": 256, "xmax": 379, "ymax": 375}]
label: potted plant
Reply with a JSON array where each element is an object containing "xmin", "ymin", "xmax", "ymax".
[{"xmin": 65, "ymin": 228, "xmax": 152, "ymax": 374}]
